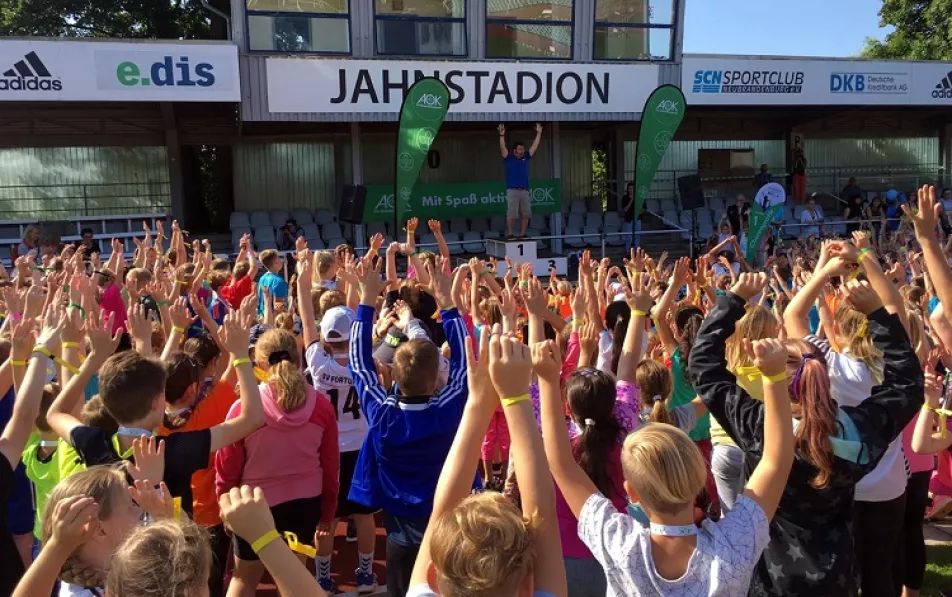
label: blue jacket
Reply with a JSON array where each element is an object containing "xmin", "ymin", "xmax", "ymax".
[{"xmin": 347, "ymin": 305, "xmax": 468, "ymax": 520}]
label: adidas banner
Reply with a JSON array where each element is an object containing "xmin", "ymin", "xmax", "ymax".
[
  {"xmin": 394, "ymin": 77, "xmax": 450, "ymax": 230},
  {"xmin": 632, "ymin": 85, "xmax": 686, "ymax": 221},
  {"xmin": 683, "ymin": 56, "xmax": 952, "ymax": 106},
  {"xmin": 0, "ymin": 39, "xmax": 238, "ymax": 102}
]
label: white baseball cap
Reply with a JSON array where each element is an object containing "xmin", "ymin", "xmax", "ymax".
[{"xmin": 321, "ymin": 306, "xmax": 355, "ymax": 342}]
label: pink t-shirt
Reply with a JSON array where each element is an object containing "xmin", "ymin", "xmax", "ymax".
[
  {"xmin": 99, "ymin": 284, "xmax": 127, "ymax": 334},
  {"xmin": 902, "ymin": 417, "xmax": 935, "ymax": 474}
]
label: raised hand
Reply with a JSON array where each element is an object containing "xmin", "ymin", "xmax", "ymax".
[
  {"xmin": 499, "ymin": 287, "xmax": 517, "ymax": 323},
  {"xmin": 524, "ymin": 277, "xmax": 548, "ymax": 317},
  {"xmin": 129, "ymin": 480, "xmax": 175, "ymax": 520},
  {"xmin": 729, "ymin": 272, "xmax": 768, "ymax": 301},
  {"xmin": 924, "ymin": 371, "xmax": 943, "ymax": 409},
  {"xmin": 356, "ymin": 258, "xmax": 386, "ymax": 306},
  {"xmin": 746, "ymin": 338, "xmax": 787, "ymax": 377},
  {"xmin": 852, "ymin": 230, "xmax": 871, "ymax": 251},
  {"xmin": 488, "ymin": 330, "xmax": 533, "ymax": 399},
  {"xmin": 535, "ymin": 122, "xmax": 543, "ymax": 134},
  {"xmin": 9, "ymin": 318, "xmax": 36, "ymax": 364},
  {"xmin": 219, "ymin": 486, "xmax": 277, "ymax": 544},
  {"xmin": 406, "ymin": 217, "xmax": 419, "ymax": 234},
  {"xmin": 841, "ymin": 279, "xmax": 883, "ymax": 315},
  {"xmin": 465, "ymin": 331, "xmax": 494, "ymax": 406},
  {"xmin": 426, "ymin": 257, "xmax": 453, "ymax": 308},
  {"xmin": 219, "ymin": 311, "xmax": 252, "ymax": 357},
  {"xmin": 624, "ymin": 271, "xmax": 652, "ymax": 313},
  {"xmin": 579, "ymin": 320, "xmax": 598, "ymax": 356},
  {"xmin": 370, "ymin": 233, "xmax": 384, "ymax": 253},
  {"xmin": 126, "ymin": 303, "xmax": 152, "ymax": 347},
  {"xmin": 903, "ymin": 185, "xmax": 940, "ymax": 237},
  {"xmin": 127, "ymin": 437, "xmax": 166, "ymax": 486},
  {"xmin": 36, "ymin": 302, "xmax": 68, "ymax": 350},
  {"xmin": 530, "ymin": 339, "xmax": 561, "ymax": 382},
  {"xmin": 47, "ymin": 496, "xmax": 99, "ymax": 551},
  {"xmin": 169, "ymin": 297, "xmax": 192, "ymax": 331},
  {"xmin": 497, "ymin": 123, "xmax": 506, "ymax": 136},
  {"xmin": 427, "ymin": 219, "xmax": 442, "ymax": 235},
  {"xmin": 392, "ymin": 300, "xmax": 413, "ymax": 330}
]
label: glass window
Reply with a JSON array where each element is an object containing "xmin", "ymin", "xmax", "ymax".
[
  {"xmin": 594, "ymin": 25, "xmax": 670, "ymax": 60},
  {"xmin": 248, "ymin": 14, "xmax": 350, "ymax": 53},
  {"xmin": 595, "ymin": 0, "xmax": 673, "ymax": 25},
  {"xmin": 487, "ymin": 0, "xmax": 573, "ymax": 21},
  {"xmin": 374, "ymin": 0, "xmax": 467, "ymax": 56},
  {"xmin": 375, "ymin": 0, "xmax": 465, "ymax": 18},
  {"xmin": 247, "ymin": 0, "xmax": 348, "ymax": 13},
  {"xmin": 487, "ymin": 23, "xmax": 572, "ymax": 58},
  {"xmin": 485, "ymin": 0, "xmax": 574, "ymax": 59},
  {"xmin": 593, "ymin": 0, "xmax": 674, "ymax": 60},
  {"xmin": 376, "ymin": 20, "xmax": 466, "ymax": 55}
]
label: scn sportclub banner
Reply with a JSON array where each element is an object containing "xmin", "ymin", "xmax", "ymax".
[{"xmin": 362, "ymin": 179, "xmax": 561, "ymax": 222}]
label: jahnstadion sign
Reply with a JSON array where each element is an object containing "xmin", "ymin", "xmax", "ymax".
[
  {"xmin": 0, "ymin": 39, "xmax": 239, "ymax": 102},
  {"xmin": 266, "ymin": 59, "xmax": 659, "ymax": 115},
  {"xmin": 363, "ymin": 179, "xmax": 561, "ymax": 222}
]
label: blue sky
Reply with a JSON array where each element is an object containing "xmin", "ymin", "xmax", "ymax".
[{"xmin": 683, "ymin": 0, "xmax": 892, "ymax": 57}]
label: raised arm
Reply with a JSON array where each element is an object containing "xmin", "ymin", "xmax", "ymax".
[
  {"xmin": 295, "ymin": 250, "xmax": 320, "ymax": 348},
  {"xmin": 349, "ymin": 259, "xmax": 390, "ymax": 425},
  {"xmin": 906, "ymin": 185, "xmax": 952, "ymax": 310},
  {"xmin": 740, "ymin": 339, "xmax": 795, "ymax": 521},
  {"xmin": 616, "ymin": 273, "xmax": 651, "ymax": 384},
  {"xmin": 844, "ymin": 231, "xmax": 909, "ymax": 335},
  {"xmin": 529, "ymin": 122, "xmax": 543, "ymax": 157},
  {"xmin": 652, "ymin": 256, "xmax": 689, "ymax": 354},
  {"xmin": 428, "ymin": 220, "xmax": 451, "ymax": 263},
  {"xmin": 208, "ymin": 312, "xmax": 266, "ymax": 453},
  {"xmin": 497, "ymin": 123, "xmax": 509, "ymax": 159},
  {"xmin": 911, "ymin": 373, "xmax": 952, "ymax": 454},
  {"xmin": 784, "ymin": 258, "xmax": 848, "ymax": 340}
]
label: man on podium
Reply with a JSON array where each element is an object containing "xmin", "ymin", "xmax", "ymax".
[{"xmin": 497, "ymin": 122, "xmax": 543, "ymax": 240}]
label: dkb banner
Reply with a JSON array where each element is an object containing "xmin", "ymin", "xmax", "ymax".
[
  {"xmin": 633, "ymin": 85, "xmax": 687, "ymax": 218},
  {"xmin": 363, "ymin": 179, "xmax": 561, "ymax": 223},
  {"xmin": 745, "ymin": 182, "xmax": 786, "ymax": 262},
  {"xmin": 394, "ymin": 77, "xmax": 450, "ymax": 230}
]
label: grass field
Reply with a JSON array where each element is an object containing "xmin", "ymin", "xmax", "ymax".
[{"xmin": 925, "ymin": 544, "xmax": 952, "ymax": 597}]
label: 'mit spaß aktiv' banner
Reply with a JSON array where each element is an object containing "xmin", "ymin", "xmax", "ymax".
[
  {"xmin": 364, "ymin": 179, "xmax": 561, "ymax": 223},
  {"xmin": 394, "ymin": 77, "xmax": 450, "ymax": 229},
  {"xmin": 632, "ymin": 85, "xmax": 687, "ymax": 218}
]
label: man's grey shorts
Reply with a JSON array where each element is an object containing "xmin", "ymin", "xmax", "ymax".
[{"xmin": 507, "ymin": 188, "xmax": 531, "ymax": 220}]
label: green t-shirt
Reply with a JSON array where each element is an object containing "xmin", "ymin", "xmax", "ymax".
[
  {"xmin": 56, "ymin": 439, "xmax": 86, "ymax": 482},
  {"xmin": 23, "ymin": 436, "xmax": 60, "ymax": 539},
  {"xmin": 668, "ymin": 348, "xmax": 710, "ymax": 441}
]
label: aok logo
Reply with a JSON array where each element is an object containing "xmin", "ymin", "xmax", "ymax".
[
  {"xmin": 116, "ymin": 56, "xmax": 215, "ymax": 87},
  {"xmin": 416, "ymin": 92, "xmax": 443, "ymax": 108},
  {"xmin": 656, "ymin": 99, "xmax": 680, "ymax": 115}
]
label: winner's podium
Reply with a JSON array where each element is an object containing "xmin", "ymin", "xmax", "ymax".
[{"xmin": 486, "ymin": 238, "xmax": 567, "ymax": 276}]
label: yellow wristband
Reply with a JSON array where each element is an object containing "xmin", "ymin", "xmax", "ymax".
[
  {"xmin": 631, "ymin": 309, "xmax": 647, "ymax": 317},
  {"xmin": 501, "ymin": 394, "xmax": 531, "ymax": 408},
  {"xmin": 10, "ymin": 360, "xmax": 26, "ymax": 367},
  {"xmin": 284, "ymin": 532, "xmax": 317, "ymax": 559},
  {"xmin": 858, "ymin": 248, "xmax": 873, "ymax": 263},
  {"xmin": 251, "ymin": 529, "xmax": 281, "ymax": 554},
  {"xmin": 32, "ymin": 346, "xmax": 53, "ymax": 359},
  {"xmin": 54, "ymin": 357, "xmax": 80, "ymax": 375},
  {"xmin": 172, "ymin": 326, "xmax": 186, "ymax": 335},
  {"xmin": 232, "ymin": 357, "xmax": 252, "ymax": 368},
  {"xmin": 172, "ymin": 497, "xmax": 182, "ymax": 520},
  {"xmin": 763, "ymin": 372, "xmax": 788, "ymax": 383},
  {"xmin": 62, "ymin": 342, "xmax": 81, "ymax": 350},
  {"xmin": 923, "ymin": 404, "xmax": 936, "ymax": 413}
]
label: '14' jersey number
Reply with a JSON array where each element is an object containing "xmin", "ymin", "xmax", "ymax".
[{"xmin": 327, "ymin": 387, "xmax": 361, "ymax": 421}]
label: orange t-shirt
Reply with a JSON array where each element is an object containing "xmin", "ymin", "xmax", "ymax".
[{"xmin": 159, "ymin": 382, "xmax": 237, "ymax": 527}]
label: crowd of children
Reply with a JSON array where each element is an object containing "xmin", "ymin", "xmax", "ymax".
[{"xmin": 0, "ymin": 187, "xmax": 950, "ymax": 597}]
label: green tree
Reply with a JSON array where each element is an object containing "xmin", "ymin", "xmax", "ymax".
[
  {"xmin": 863, "ymin": 0, "xmax": 952, "ymax": 60},
  {"xmin": 0, "ymin": 0, "xmax": 227, "ymax": 39}
]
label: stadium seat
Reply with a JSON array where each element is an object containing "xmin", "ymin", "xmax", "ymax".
[
  {"xmin": 231, "ymin": 227, "xmax": 251, "ymax": 252},
  {"xmin": 321, "ymin": 222, "xmax": 345, "ymax": 247},
  {"xmin": 314, "ymin": 209, "xmax": 336, "ymax": 226},
  {"xmin": 713, "ymin": 208, "xmax": 726, "ymax": 224},
  {"xmin": 250, "ymin": 211, "xmax": 271, "ymax": 230},
  {"xmin": 604, "ymin": 212, "xmax": 621, "ymax": 229},
  {"xmin": 270, "ymin": 210, "xmax": 290, "ymax": 228},
  {"xmin": 708, "ymin": 197, "xmax": 726, "ymax": 211},
  {"xmin": 697, "ymin": 219, "xmax": 714, "ymax": 239},
  {"xmin": 529, "ymin": 214, "xmax": 549, "ymax": 233},
  {"xmin": 489, "ymin": 216, "xmax": 507, "ymax": 232},
  {"xmin": 646, "ymin": 199, "xmax": 662, "ymax": 213},
  {"xmin": 660, "ymin": 197, "xmax": 678, "ymax": 213},
  {"xmin": 567, "ymin": 213, "xmax": 584, "ymax": 229},
  {"xmin": 524, "ymin": 228, "xmax": 548, "ymax": 251},
  {"xmin": 564, "ymin": 227, "xmax": 586, "ymax": 248},
  {"xmin": 367, "ymin": 222, "xmax": 388, "ymax": 240},
  {"xmin": 291, "ymin": 209, "xmax": 313, "ymax": 226},
  {"xmin": 230, "ymin": 212, "xmax": 251, "ymax": 229},
  {"xmin": 470, "ymin": 218, "xmax": 489, "ymax": 233},
  {"xmin": 444, "ymin": 232, "xmax": 465, "ymax": 255},
  {"xmin": 585, "ymin": 212, "xmax": 603, "ymax": 227},
  {"xmin": 448, "ymin": 218, "xmax": 469, "ymax": 234},
  {"xmin": 585, "ymin": 196, "xmax": 602, "ymax": 213},
  {"xmin": 461, "ymin": 231, "xmax": 485, "ymax": 254},
  {"xmin": 569, "ymin": 199, "xmax": 587, "ymax": 214},
  {"xmin": 662, "ymin": 210, "xmax": 679, "ymax": 225},
  {"xmin": 302, "ymin": 224, "xmax": 325, "ymax": 249},
  {"xmin": 419, "ymin": 233, "xmax": 438, "ymax": 250},
  {"xmin": 582, "ymin": 224, "xmax": 601, "ymax": 247},
  {"xmin": 483, "ymin": 230, "xmax": 502, "ymax": 240}
]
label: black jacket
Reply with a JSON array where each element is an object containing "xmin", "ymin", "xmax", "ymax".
[{"xmin": 689, "ymin": 293, "xmax": 923, "ymax": 596}]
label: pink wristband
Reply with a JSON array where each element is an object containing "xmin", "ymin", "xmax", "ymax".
[{"xmin": 10, "ymin": 312, "xmax": 21, "ymax": 321}]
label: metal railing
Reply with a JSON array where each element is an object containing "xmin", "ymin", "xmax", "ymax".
[{"xmin": 0, "ymin": 182, "xmax": 171, "ymax": 220}]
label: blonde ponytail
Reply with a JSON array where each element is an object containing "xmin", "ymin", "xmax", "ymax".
[
  {"xmin": 255, "ymin": 328, "xmax": 308, "ymax": 412},
  {"xmin": 834, "ymin": 303, "xmax": 884, "ymax": 385}
]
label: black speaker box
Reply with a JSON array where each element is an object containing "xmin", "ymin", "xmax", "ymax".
[
  {"xmin": 339, "ymin": 184, "xmax": 368, "ymax": 224},
  {"xmin": 677, "ymin": 174, "xmax": 705, "ymax": 210}
]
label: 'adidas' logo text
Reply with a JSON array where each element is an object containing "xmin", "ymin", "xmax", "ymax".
[
  {"xmin": 0, "ymin": 51, "xmax": 63, "ymax": 92},
  {"xmin": 933, "ymin": 71, "xmax": 952, "ymax": 100}
]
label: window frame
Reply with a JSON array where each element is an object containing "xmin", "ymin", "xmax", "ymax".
[
  {"xmin": 592, "ymin": 0, "xmax": 677, "ymax": 62},
  {"xmin": 373, "ymin": 1, "xmax": 468, "ymax": 58},
  {"xmin": 245, "ymin": 9, "xmax": 353, "ymax": 55},
  {"xmin": 484, "ymin": 13, "xmax": 576, "ymax": 60}
]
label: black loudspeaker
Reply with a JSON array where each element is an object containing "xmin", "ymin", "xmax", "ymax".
[
  {"xmin": 339, "ymin": 184, "xmax": 368, "ymax": 224},
  {"xmin": 677, "ymin": 174, "xmax": 705, "ymax": 210}
]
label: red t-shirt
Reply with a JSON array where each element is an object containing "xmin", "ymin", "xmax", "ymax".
[{"xmin": 220, "ymin": 275, "xmax": 253, "ymax": 309}]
